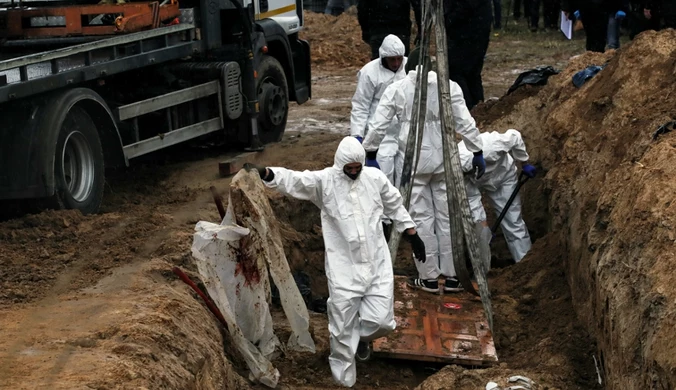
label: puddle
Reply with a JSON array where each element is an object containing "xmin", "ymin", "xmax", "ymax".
[
  {"xmin": 19, "ymin": 347, "xmax": 41, "ymax": 356},
  {"xmin": 286, "ymin": 117, "xmax": 350, "ymax": 135},
  {"xmin": 313, "ymin": 97, "xmax": 351, "ymax": 105}
]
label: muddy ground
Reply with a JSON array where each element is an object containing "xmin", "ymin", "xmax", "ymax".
[{"xmin": 0, "ymin": 11, "xmax": 637, "ymax": 390}]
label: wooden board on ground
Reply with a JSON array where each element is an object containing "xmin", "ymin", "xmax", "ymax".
[{"xmin": 372, "ymin": 276, "xmax": 498, "ymax": 366}]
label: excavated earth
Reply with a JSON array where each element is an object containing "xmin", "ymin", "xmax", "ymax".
[
  {"xmin": 2, "ymin": 11, "xmax": 675, "ymax": 390},
  {"xmin": 474, "ymin": 29, "xmax": 676, "ymax": 389}
]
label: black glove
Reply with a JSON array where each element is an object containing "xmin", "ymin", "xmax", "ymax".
[
  {"xmin": 404, "ymin": 231, "xmax": 426, "ymax": 263},
  {"xmin": 382, "ymin": 222, "xmax": 392, "ymax": 242},
  {"xmin": 243, "ymin": 163, "xmax": 274, "ymax": 181}
]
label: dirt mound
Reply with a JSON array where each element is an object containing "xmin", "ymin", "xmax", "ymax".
[
  {"xmin": 0, "ymin": 209, "xmax": 165, "ymax": 304},
  {"xmin": 300, "ymin": 11, "xmax": 371, "ymax": 70},
  {"xmin": 473, "ymin": 29, "xmax": 676, "ymax": 389},
  {"xmin": 0, "ymin": 259, "xmax": 250, "ymax": 390}
]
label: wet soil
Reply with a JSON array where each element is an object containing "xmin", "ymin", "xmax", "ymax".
[{"xmin": 1, "ymin": 11, "xmax": 647, "ymax": 390}]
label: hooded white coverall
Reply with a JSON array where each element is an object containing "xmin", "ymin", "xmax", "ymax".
[
  {"xmin": 350, "ymin": 34, "xmax": 408, "ymax": 184},
  {"xmin": 265, "ymin": 137, "xmax": 416, "ymax": 387},
  {"xmin": 363, "ymin": 69, "xmax": 483, "ymax": 281},
  {"xmin": 458, "ymin": 129, "xmax": 532, "ymax": 262}
]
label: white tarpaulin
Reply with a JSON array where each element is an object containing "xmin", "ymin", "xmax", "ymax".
[{"xmin": 191, "ymin": 170, "xmax": 316, "ymax": 388}]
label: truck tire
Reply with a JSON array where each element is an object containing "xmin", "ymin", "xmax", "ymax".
[
  {"xmin": 53, "ymin": 106, "xmax": 105, "ymax": 215},
  {"xmin": 257, "ymin": 55, "xmax": 289, "ymax": 144}
]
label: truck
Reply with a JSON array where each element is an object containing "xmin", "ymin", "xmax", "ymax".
[{"xmin": 0, "ymin": 0, "xmax": 311, "ymax": 214}]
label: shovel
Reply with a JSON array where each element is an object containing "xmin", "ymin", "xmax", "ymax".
[
  {"xmin": 468, "ymin": 172, "xmax": 530, "ymax": 273},
  {"xmin": 490, "ymin": 171, "xmax": 530, "ymax": 239}
]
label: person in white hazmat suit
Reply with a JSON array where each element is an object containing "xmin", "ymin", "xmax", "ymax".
[
  {"xmin": 350, "ymin": 34, "xmax": 408, "ymax": 184},
  {"xmin": 244, "ymin": 136, "xmax": 427, "ymax": 388},
  {"xmin": 363, "ymin": 48, "xmax": 486, "ymax": 294},
  {"xmin": 458, "ymin": 129, "xmax": 537, "ymax": 263}
]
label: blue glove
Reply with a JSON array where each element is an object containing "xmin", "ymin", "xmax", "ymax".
[
  {"xmin": 365, "ymin": 150, "xmax": 380, "ymax": 169},
  {"xmin": 615, "ymin": 10, "xmax": 626, "ymax": 20},
  {"xmin": 574, "ymin": 10, "xmax": 580, "ymax": 19},
  {"xmin": 472, "ymin": 151, "xmax": 486, "ymax": 179},
  {"xmin": 365, "ymin": 158, "xmax": 380, "ymax": 169},
  {"xmin": 522, "ymin": 164, "xmax": 537, "ymax": 178},
  {"xmin": 354, "ymin": 136, "xmax": 363, "ymax": 144}
]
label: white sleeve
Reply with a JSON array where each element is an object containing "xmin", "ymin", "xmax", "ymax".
[
  {"xmin": 378, "ymin": 172, "xmax": 416, "ymax": 232},
  {"xmin": 450, "ymin": 81, "xmax": 483, "ymax": 153},
  {"xmin": 458, "ymin": 141, "xmax": 474, "ymax": 173},
  {"xmin": 363, "ymin": 84, "xmax": 398, "ymax": 152},
  {"xmin": 503, "ymin": 129, "xmax": 530, "ymax": 162},
  {"xmin": 350, "ymin": 70, "xmax": 376, "ymax": 138},
  {"xmin": 264, "ymin": 167, "xmax": 324, "ymax": 206}
]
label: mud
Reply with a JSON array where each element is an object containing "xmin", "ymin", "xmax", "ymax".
[
  {"xmin": 2, "ymin": 10, "xmax": 664, "ymax": 390},
  {"xmin": 474, "ymin": 29, "xmax": 676, "ymax": 389}
]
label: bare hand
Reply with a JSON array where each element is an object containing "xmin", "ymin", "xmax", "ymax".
[{"xmin": 644, "ymin": 9, "xmax": 652, "ymax": 19}]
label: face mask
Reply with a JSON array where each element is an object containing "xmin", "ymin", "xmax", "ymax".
[{"xmin": 343, "ymin": 167, "xmax": 362, "ymax": 180}]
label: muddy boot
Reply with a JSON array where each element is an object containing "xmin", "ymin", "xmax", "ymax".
[
  {"xmin": 444, "ymin": 277, "xmax": 464, "ymax": 293},
  {"xmin": 406, "ymin": 278, "xmax": 439, "ymax": 294},
  {"xmin": 355, "ymin": 341, "xmax": 373, "ymax": 362}
]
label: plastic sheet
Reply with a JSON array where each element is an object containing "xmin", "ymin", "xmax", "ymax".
[{"xmin": 190, "ymin": 170, "xmax": 316, "ymax": 388}]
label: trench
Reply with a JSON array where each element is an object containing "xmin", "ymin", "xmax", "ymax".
[{"xmin": 235, "ymin": 186, "xmax": 603, "ymax": 389}]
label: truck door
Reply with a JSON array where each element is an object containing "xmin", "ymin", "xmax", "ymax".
[{"xmin": 254, "ymin": 0, "xmax": 301, "ymax": 34}]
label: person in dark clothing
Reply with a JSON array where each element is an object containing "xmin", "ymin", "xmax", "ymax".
[
  {"xmin": 531, "ymin": 0, "xmax": 561, "ymax": 30},
  {"xmin": 358, "ymin": 0, "xmax": 422, "ymax": 59},
  {"xmin": 645, "ymin": 0, "xmax": 676, "ymax": 28},
  {"xmin": 562, "ymin": 0, "xmax": 629, "ymax": 52},
  {"xmin": 628, "ymin": 0, "xmax": 660, "ymax": 38},
  {"xmin": 513, "ymin": 0, "xmax": 533, "ymax": 21},
  {"xmin": 492, "ymin": 0, "xmax": 503, "ymax": 28},
  {"xmin": 663, "ymin": 0, "xmax": 676, "ymax": 28},
  {"xmin": 444, "ymin": 0, "xmax": 492, "ymax": 110},
  {"xmin": 325, "ymin": 0, "xmax": 351, "ymax": 16}
]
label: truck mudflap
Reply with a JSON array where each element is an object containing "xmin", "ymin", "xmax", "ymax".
[
  {"xmin": 0, "ymin": 99, "xmax": 51, "ymax": 199},
  {"xmin": 290, "ymin": 37, "xmax": 311, "ymax": 104}
]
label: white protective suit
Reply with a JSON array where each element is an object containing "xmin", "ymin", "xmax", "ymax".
[
  {"xmin": 350, "ymin": 34, "xmax": 408, "ymax": 184},
  {"xmin": 363, "ymin": 69, "xmax": 483, "ymax": 281},
  {"xmin": 265, "ymin": 137, "xmax": 416, "ymax": 387},
  {"xmin": 458, "ymin": 129, "xmax": 532, "ymax": 262}
]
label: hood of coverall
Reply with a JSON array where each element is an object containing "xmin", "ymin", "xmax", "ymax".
[
  {"xmin": 379, "ymin": 34, "xmax": 406, "ymax": 59},
  {"xmin": 334, "ymin": 136, "xmax": 366, "ymax": 180},
  {"xmin": 379, "ymin": 35, "xmax": 406, "ymax": 72}
]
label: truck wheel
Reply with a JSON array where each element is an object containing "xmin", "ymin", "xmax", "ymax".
[
  {"xmin": 257, "ymin": 55, "xmax": 289, "ymax": 144},
  {"xmin": 53, "ymin": 106, "xmax": 105, "ymax": 215}
]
